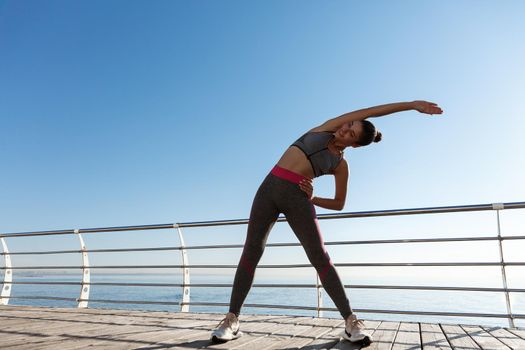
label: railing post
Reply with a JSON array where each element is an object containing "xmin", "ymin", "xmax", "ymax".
[
  {"xmin": 493, "ymin": 203, "xmax": 515, "ymax": 328},
  {"xmin": 316, "ymin": 274, "xmax": 323, "ymax": 317},
  {"xmin": 1, "ymin": 238, "xmax": 12, "ymax": 305},
  {"xmin": 175, "ymin": 224, "xmax": 190, "ymax": 312},
  {"xmin": 76, "ymin": 229, "xmax": 91, "ymax": 308}
]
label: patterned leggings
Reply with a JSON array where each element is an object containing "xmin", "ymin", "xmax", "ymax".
[{"xmin": 228, "ymin": 165, "xmax": 353, "ymax": 319}]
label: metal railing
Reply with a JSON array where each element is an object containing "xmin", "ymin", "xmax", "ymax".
[{"xmin": 1, "ymin": 201, "xmax": 524, "ymax": 328}]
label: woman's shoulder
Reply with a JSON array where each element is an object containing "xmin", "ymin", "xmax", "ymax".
[{"xmin": 306, "ymin": 126, "xmax": 336, "ymax": 133}]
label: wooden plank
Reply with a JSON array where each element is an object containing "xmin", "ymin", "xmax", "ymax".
[
  {"xmin": 440, "ymin": 324, "xmax": 480, "ymax": 350},
  {"xmin": 70, "ymin": 314, "xmax": 223, "ymax": 349},
  {"xmin": 3, "ymin": 315, "xmax": 111, "ymax": 329},
  {"xmin": 1, "ymin": 322, "xmax": 120, "ymax": 348},
  {"xmin": 0, "ymin": 314, "xmax": 43, "ymax": 328},
  {"xmin": 506, "ymin": 328, "xmax": 525, "ymax": 341},
  {"xmin": 1, "ymin": 308, "xmax": 206, "ymax": 349},
  {"xmin": 0, "ymin": 307, "xmax": 200, "ymax": 343},
  {"xmin": 82, "ymin": 310, "xmax": 206, "ymax": 328},
  {"xmin": 270, "ymin": 317, "xmax": 348, "ymax": 350},
  {"xmin": 136, "ymin": 320, "xmax": 232, "ymax": 350},
  {"xmin": 300, "ymin": 319, "xmax": 362, "ymax": 350},
  {"xmin": 461, "ymin": 325, "xmax": 511, "ymax": 350},
  {"xmin": 420, "ymin": 323, "xmax": 451, "ymax": 350},
  {"xmin": 0, "ymin": 308, "xmax": 171, "ymax": 328},
  {"xmin": 262, "ymin": 324, "xmax": 322, "ymax": 350},
  {"xmin": 482, "ymin": 326, "xmax": 525, "ymax": 350},
  {"xmin": 74, "ymin": 329, "xmax": 196, "ymax": 349},
  {"xmin": 343, "ymin": 321, "xmax": 399, "ymax": 350},
  {"xmin": 228, "ymin": 315, "xmax": 310, "ymax": 350},
  {"xmin": 24, "ymin": 325, "xmax": 163, "ymax": 349},
  {"xmin": 231, "ymin": 315, "xmax": 316, "ymax": 349},
  {"xmin": 35, "ymin": 325, "xmax": 171, "ymax": 349},
  {"xmin": 0, "ymin": 312, "xmax": 114, "ymax": 344},
  {"xmin": 0, "ymin": 308, "xmax": 226, "ymax": 350},
  {"xmin": 262, "ymin": 316, "xmax": 343, "ymax": 350},
  {"xmin": 0, "ymin": 310, "xmax": 74, "ymax": 322},
  {"xmin": 392, "ymin": 322, "xmax": 421, "ymax": 350}
]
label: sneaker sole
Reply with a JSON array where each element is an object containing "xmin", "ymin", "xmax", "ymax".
[
  {"xmin": 211, "ymin": 331, "xmax": 243, "ymax": 343},
  {"xmin": 341, "ymin": 331, "xmax": 372, "ymax": 345}
]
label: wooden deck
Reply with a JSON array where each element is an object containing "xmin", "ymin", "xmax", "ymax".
[{"xmin": 1, "ymin": 306, "xmax": 524, "ymax": 349}]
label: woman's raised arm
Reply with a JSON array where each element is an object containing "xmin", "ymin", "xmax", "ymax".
[{"xmin": 319, "ymin": 100, "xmax": 442, "ymax": 131}]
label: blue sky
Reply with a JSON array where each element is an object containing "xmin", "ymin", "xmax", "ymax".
[{"xmin": 1, "ymin": 1, "xmax": 524, "ymax": 290}]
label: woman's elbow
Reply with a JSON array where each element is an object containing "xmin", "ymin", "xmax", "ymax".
[{"xmin": 335, "ymin": 200, "xmax": 345, "ymax": 211}]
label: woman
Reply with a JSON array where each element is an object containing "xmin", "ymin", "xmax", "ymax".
[{"xmin": 211, "ymin": 100, "xmax": 443, "ymax": 344}]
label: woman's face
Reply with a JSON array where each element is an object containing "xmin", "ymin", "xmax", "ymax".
[{"xmin": 335, "ymin": 121, "xmax": 363, "ymax": 147}]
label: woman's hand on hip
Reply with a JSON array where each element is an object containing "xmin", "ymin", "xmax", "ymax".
[
  {"xmin": 299, "ymin": 178, "xmax": 314, "ymax": 200},
  {"xmin": 412, "ymin": 100, "xmax": 443, "ymax": 115}
]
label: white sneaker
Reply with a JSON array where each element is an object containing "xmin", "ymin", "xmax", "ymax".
[
  {"xmin": 341, "ymin": 314, "xmax": 372, "ymax": 344},
  {"xmin": 211, "ymin": 312, "xmax": 243, "ymax": 343}
]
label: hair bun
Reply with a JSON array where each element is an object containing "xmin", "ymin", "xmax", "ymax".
[{"xmin": 373, "ymin": 131, "xmax": 382, "ymax": 143}]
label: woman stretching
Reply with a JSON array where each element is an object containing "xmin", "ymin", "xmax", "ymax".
[{"xmin": 211, "ymin": 100, "xmax": 443, "ymax": 344}]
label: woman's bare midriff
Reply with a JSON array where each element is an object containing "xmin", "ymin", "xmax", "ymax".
[
  {"xmin": 275, "ymin": 146, "xmax": 316, "ymax": 179},
  {"xmin": 275, "ymin": 126, "xmax": 339, "ymax": 179}
]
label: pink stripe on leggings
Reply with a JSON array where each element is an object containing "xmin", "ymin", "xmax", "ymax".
[
  {"xmin": 239, "ymin": 254, "xmax": 254, "ymax": 276},
  {"xmin": 271, "ymin": 165, "xmax": 310, "ymax": 184},
  {"xmin": 319, "ymin": 260, "xmax": 333, "ymax": 282}
]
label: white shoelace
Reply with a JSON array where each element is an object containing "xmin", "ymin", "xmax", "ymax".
[
  {"xmin": 216, "ymin": 314, "xmax": 236, "ymax": 329},
  {"xmin": 354, "ymin": 319, "xmax": 365, "ymax": 328},
  {"xmin": 347, "ymin": 318, "xmax": 365, "ymax": 330}
]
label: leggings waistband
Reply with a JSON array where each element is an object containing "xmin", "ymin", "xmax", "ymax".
[{"xmin": 270, "ymin": 165, "xmax": 310, "ymax": 184}]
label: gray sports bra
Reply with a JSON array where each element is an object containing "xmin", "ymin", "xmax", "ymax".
[{"xmin": 291, "ymin": 131, "xmax": 344, "ymax": 178}]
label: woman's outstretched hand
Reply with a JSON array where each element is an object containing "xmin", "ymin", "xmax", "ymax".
[
  {"xmin": 299, "ymin": 178, "xmax": 314, "ymax": 200},
  {"xmin": 412, "ymin": 100, "xmax": 443, "ymax": 115}
]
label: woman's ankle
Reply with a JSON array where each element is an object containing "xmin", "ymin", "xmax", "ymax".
[{"xmin": 227, "ymin": 311, "xmax": 239, "ymax": 319}]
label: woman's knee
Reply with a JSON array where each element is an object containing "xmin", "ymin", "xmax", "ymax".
[
  {"xmin": 242, "ymin": 237, "xmax": 265, "ymax": 254},
  {"xmin": 305, "ymin": 247, "xmax": 331, "ymax": 269},
  {"xmin": 311, "ymin": 252, "xmax": 334, "ymax": 282},
  {"xmin": 239, "ymin": 248, "xmax": 263, "ymax": 277}
]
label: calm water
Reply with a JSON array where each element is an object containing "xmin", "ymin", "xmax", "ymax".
[{"xmin": 5, "ymin": 273, "xmax": 524, "ymax": 328}]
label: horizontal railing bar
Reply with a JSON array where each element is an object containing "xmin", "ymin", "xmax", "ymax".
[
  {"xmin": 336, "ymin": 262, "xmax": 525, "ymax": 267},
  {"xmin": 3, "ymin": 281, "xmax": 307, "ymax": 288},
  {"xmin": 499, "ymin": 235, "xmax": 525, "ymax": 240},
  {"xmin": 8, "ymin": 296, "xmax": 180, "ymax": 306},
  {"xmin": 3, "ymin": 262, "xmax": 525, "ymax": 270},
  {"xmin": 188, "ymin": 302, "xmax": 320, "ymax": 311},
  {"xmin": 0, "ymin": 249, "xmax": 83, "ymax": 255},
  {"xmin": 183, "ymin": 301, "xmax": 525, "ymax": 319},
  {"xmin": 7, "ymin": 296, "xmax": 79, "ymax": 301},
  {"xmin": 2, "ymin": 201, "xmax": 524, "ymax": 238},
  {"xmin": 342, "ymin": 285, "xmax": 525, "ymax": 293},
  {"xmin": 8, "ymin": 296, "xmax": 524, "ymax": 319},
  {"xmin": 5, "ymin": 281, "xmax": 82, "ymax": 286},
  {"xmin": 322, "ymin": 235, "xmax": 525, "ymax": 245},
  {"xmin": 1, "ymin": 247, "xmax": 184, "ymax": 255},
  {"xmin": 4, "ymin": 235, "xmax": 525, "ymax": 256},
  {"xmin": 5, "ymin": 281, "xmax": 525, "ymax": 293},
  {"xmin": 181, "ymin": 236, "xmax": 525, "ymax": 249},
  {"xmin": 0, "ymin": 281, "xmax": 185, "ymax": 288},
  {"xmin": 77, "ymin": 299, "xmax": 181, "ymax": 305},
  {"xmin": 0, "ymin": 224, "xmax": 177, "ymax": 238},
  {"xmin": 179, "ymin": 202, "xmax": 525, "ymax": 227}
]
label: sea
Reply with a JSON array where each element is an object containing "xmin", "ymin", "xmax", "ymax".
[{"xmin": 4, "ymin": 272, "xmax": 524, "ymax": 329}]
